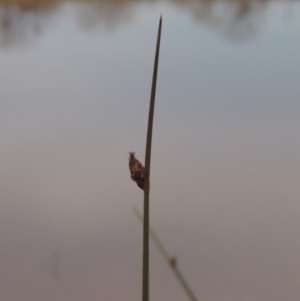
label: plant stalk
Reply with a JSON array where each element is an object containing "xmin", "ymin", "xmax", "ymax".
[
  {"xmin": 134, "ymin": 208, "xmax": 198, "ymax": 301},
  {"xmin": 142, "ymin": 15, "xmax": 162, "ymax": 301}
]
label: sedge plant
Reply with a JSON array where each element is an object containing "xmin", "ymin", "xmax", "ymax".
[
  {"xmin": 128, "ymin": 16, "xmax": 162, "ymax": 301},
  {"xmin": 142, "ymin": 15, "xmax": 162, "ymax": 301},
  {"xmin": 133, "ymin": 207, "xmax": 198, "ymax": 301}
]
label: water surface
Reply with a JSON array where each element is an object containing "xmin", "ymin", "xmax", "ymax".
[{"xmin": 1, "ymin": 1, "xmax": 300, "ymax": 301}]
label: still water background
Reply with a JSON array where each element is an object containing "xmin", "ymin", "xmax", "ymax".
[{"xmin": 1, "ymin": 1, "xmax": 300, "ymax": 300}]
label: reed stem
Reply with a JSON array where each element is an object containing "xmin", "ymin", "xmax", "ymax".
[
  {"xmin": 134, "ymin": 208, "xmax": 198, "ymax": 301},
  {"xmin": 142, "ymin": 15, "xmax": 162, "ymax": 301}
]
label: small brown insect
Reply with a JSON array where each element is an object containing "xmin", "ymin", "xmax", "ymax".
[{"xmin": 128, "ymin": 152, "xmax": 145, "ymax": 190}]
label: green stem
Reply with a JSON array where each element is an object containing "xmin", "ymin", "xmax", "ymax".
[
  {"xmin": 142, "ymin": 191, "xmax": 150, "ymax": 300},
  {"xmin": 134, "ymin": 208, "xmax": 198, "ymax": 301},
  {"xmin": 142, "ymin": 15, "xmax": 162, "ymax": 301}
]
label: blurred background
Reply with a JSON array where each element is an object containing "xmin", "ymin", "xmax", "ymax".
[{"xmin": 1, "ymin": 0, "xmax": 300, "ymax": 300}]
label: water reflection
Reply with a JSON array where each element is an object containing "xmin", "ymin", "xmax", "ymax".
[
  {"xmin": 1, "ymin": 0, "xmax": 299, "ymax": 300},
  {"xmin": 179, "ymin": 0, "xmax": 267, "ymax": 40},
  {"xmin": 0, "ymin": 0, "xmax": 289, "ymax": 47},
  {"xmin": 0, "ymin": 5, "xmax": 57, "ymax": 47},
  {"xmin": 74, "ymin": 2, "xmax": 134, "ymax": 30}
]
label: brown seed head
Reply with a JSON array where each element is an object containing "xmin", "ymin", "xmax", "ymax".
[{"xmin": 128, "ymin": 152, "xmax": 145, "ymax": 190}]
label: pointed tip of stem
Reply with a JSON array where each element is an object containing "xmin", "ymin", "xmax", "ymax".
[{"xmin": 160, "ymin": 13, "xmax": 162, "ymax": 20}]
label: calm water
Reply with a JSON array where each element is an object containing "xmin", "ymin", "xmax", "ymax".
[{"xmin": 1, "ymin": 1, "xmax": 300, "ymax": 301}]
